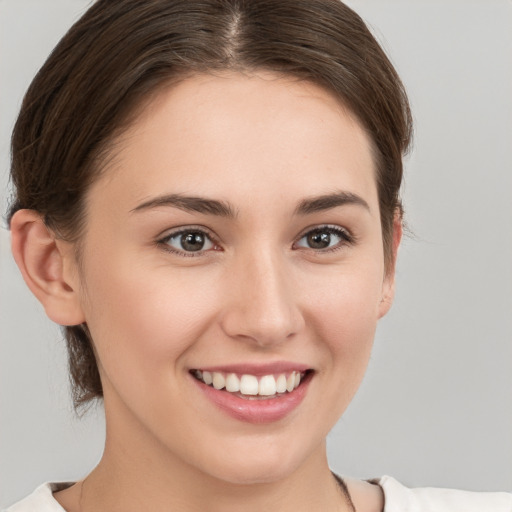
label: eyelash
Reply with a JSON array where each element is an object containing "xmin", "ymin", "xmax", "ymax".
[
  {"xmin": 294, "ymin": 225, "xmax": 354, "ymax": 253},
  {"xmin": 156, "ymin": 225, "xmax": 354, "ymax": 257},
  {"xmin": 157, "ymin": 226, "xmax": 220, "ymax": 258}
]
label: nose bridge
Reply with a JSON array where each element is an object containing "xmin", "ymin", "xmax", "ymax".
[{"xmin": 220, "ymin": 245, "xmax": 304, "ymax": 346}]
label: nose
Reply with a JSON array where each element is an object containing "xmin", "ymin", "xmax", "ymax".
[{"xmin": 219, "ymin": 249, "xmax": 305, "ymax": 347}]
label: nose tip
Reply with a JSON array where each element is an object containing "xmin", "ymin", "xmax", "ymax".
[
  {"xmin": 219, "ymin": 255, "xmax": 305, "ymax": 347},
  {"xmin": 232, "ymin": 304, "xmax": 302, "ymax": 347}
]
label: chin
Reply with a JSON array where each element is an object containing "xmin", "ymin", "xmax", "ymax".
[
  {"xmin": 210, "ymin": 464, "xmax": 295, "ymax": 486},
  {"xmin": 200, "ymin": 441, "xmax": 312, "ymax": 486}
]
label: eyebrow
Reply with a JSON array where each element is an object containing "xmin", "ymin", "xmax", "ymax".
[
  {"xmin": 295, "ymin": 191, "xmax": 370, "ymax": 215},
  {"xmin": 131, "ymin": 194, "xmax": 237, "ymax": 218},
  {"xmin": 131, "ymin": 190, "xmax": 369, "ymax": 218}
]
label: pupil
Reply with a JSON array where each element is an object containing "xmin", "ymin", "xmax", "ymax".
[
  {"xmin": 308, "ymin": 231, "xmax": 330, "ymax": 249},
  {"xmin": 181, "ymin": 232, "xmax": 205, "ymax": 251}
]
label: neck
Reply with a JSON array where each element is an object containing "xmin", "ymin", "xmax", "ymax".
[
  {"xmin": 86, "ymin": 441, "xmax": 347, "ymax": 512},
  {"xmin": 77, "ymin": 404, "xmax": 349, "ymax": 512}
]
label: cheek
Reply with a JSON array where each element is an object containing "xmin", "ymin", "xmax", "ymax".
[
  {"xmin": 288, "ymin": 263, "xmax": 384, "ymax": 438},
  {"xmin": 79, "ymin": 252, "xmax": 221, "ymax": 387},
  {"xmin": 305, "ymin": 261, "xmax": 383, "ymax": 376}
]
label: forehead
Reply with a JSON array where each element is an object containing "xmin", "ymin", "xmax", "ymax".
[{"xmin": 89, "ymin": 71, "xmax": 378, "ymax": 213}]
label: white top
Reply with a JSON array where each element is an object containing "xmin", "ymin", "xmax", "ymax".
[
  {"xmin": 378, "ymin": 476, "xmax": 512, "ymax": 511},
  {"xmin": 3, "ymin": 477, "xmax": 512, "ymax": 511}
]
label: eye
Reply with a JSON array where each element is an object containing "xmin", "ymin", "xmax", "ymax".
[
  {"xmin": 294, "ymin": 226, "xmax": 352, "ymax": 251},
  {"xmin": 159, "ymin": 229, "xmax": 216, "ymax": 255}
]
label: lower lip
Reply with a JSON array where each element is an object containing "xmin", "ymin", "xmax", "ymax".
[{"xmin": 192, "ymin": 374, "xmax": 312, "ymax": 424}]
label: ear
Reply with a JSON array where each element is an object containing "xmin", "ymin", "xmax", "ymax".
[
  {"xmin": 378, "ymin": 211, "xmax": 403, "ymax": 318},
  {"xmin": 10, "ymin": 209, "xmax": 86, "ymax": 326}
]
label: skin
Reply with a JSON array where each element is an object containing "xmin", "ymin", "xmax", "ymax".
[{"xmin": 11, "ymin": 71, "xmax": 399, "ymax": 511}]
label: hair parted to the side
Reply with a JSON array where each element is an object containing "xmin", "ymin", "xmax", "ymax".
[{"xmin": 8, "ymin": 0, "xmax": 412, "ymax": 408}]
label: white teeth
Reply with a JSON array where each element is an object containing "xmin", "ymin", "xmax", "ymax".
[
  {"xmin": 258, "ymin": 375, "xmax": 277, "ymax": 396},
  {"xmin": 276, "ymin": 374, "xmax": 287, "ymax": 393},
  {"xmin": 225, "ymin": 373, "xmax": 240, "ymax": 392},
  {"xmin": 286, "ymin": 372, "xmax": 296, "ymax": 392},
  {"xmin": 202, "ymin": 371, "xmax": 213, "ymax": 386},
  {"xmin": 212, "ymin": 372, "xmax": 225, "ymax": 390},
  {"xmin": 240, "ymin": 374, "xmax": 259, "ymax": 395},
  {"xmin": 195, "ymin": 369, "xmax": 306, "ymax": 396}
]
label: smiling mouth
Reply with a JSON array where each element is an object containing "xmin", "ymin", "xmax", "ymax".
[{"xmin": 191, "ymin": 369, "xmax": 312, "ymax": 400}]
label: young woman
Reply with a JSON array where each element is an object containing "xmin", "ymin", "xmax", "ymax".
[{"xmin": 3, "ymin": 1, "xmax": 511, "ymax": 511}]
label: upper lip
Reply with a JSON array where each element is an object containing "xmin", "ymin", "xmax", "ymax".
[{"xmin": 191, "ymin": 362, "xmax": 311, "ymax": 376}]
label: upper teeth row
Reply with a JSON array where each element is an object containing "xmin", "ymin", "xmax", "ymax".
[{"xmin": 194, "ymin": 370, "xmax": 303, "ymax": 396}]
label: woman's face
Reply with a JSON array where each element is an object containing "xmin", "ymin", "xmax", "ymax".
[{"xmin": 72, "ymin": 72, "xmax": 396, "ymax": 484}]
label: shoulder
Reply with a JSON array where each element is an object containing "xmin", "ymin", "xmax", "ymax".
[
  {"xmin": 3, "ymin": 483, "xmax": 73, "ymax": 512},
  {"xmin": 376, "ymin": 475, "xmax": 512, "ymax": 512}
]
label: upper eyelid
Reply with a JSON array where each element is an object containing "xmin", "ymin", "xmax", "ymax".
[
  {"xmin": 157, "ymin": 225, "xmax": 218, "ymax": 241},
  {"xmin": 295, "ymin": 224, "xmax": 353, "ymax": 240}
]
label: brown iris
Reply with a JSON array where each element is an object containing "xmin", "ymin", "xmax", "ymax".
[
  {"xmin": 307, "ymin": 231, "xmax": 332, "ymax": 249},
  {"xmin": 180, "ymin": 232, "xmax": 206, "ymax": 251}
]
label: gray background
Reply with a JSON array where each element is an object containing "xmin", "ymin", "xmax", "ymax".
[{"xmin": 1, "ymin": 0, "xmax": 511, "ymax": 507}]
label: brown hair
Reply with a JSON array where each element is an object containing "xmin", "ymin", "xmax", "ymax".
[{"xmin": 8, "ymin": 0, "xmax": 412, "ymax": 407}]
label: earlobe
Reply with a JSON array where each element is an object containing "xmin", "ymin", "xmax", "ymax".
[
  {"xmin": 378, "ymin": 211, "xmax": 403, "ymax": 319},
  {"xmin": 10, "ymin": 209, "xmax": 85, "ymax": 326}
]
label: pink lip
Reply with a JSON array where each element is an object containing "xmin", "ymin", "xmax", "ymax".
[
  {"xmin": 195, "ymin": 361, "xmax": 310, "ymax": 376},
  {"xmin": 191, "ymin": 371, "xmax": 313, "ymax": 424}
]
